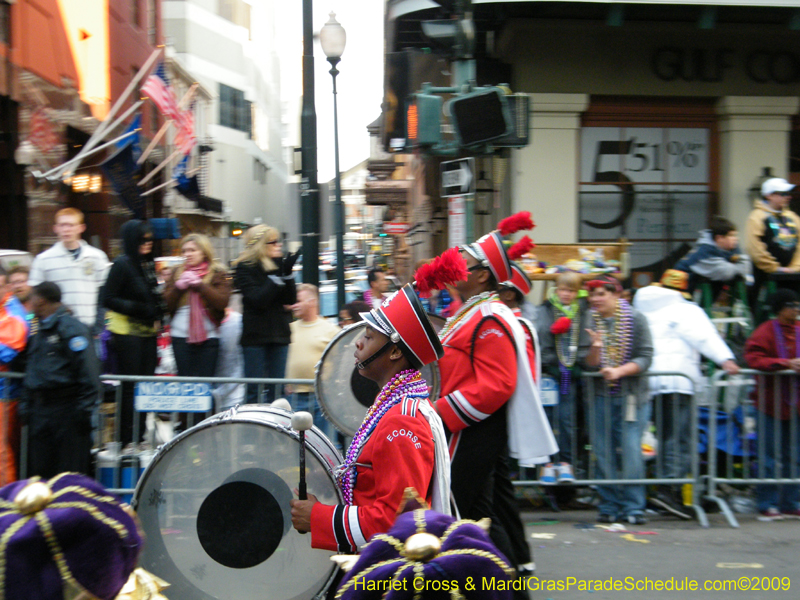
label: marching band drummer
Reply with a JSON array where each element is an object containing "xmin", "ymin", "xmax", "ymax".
[{"xmin": 290, "ymin": 284, "xmax": 451, "ymax": 553}]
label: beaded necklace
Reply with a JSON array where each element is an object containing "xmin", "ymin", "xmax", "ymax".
[
  {"xmin": 438, "ymin": 291, "xmax": 496, "ymax": 342},
  {"xmin": 337, "ymin": 369, "xmax": 428, "ymax": 505},
  {"xmin": 555, "ymin": 308, "xmax": 581, "ymax": 395},
  {"xmin": 591, "ymin": 299, "xmax": 634, "ymax": 392},
  {"xmin": 555, "ymin": 308, "xmax": 580, "ymax": 369}
]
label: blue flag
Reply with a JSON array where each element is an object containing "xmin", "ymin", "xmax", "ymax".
[
  {"xmin": 173, "ymin": 154, "xmax": 189, "ymax": 180},
  {"xmin": 101, "ymin": 138, "xmax": 144, "ymax": 219},
  {"xmin": 118, "ymin": 114, "xmax": 142, "ymax": 163}
]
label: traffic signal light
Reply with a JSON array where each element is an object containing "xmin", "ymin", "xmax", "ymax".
[
  {"xmin": 406, "ymin": 93, "xmax": 442, "ymax": 148},
  {"xmin": 449, "ymin": 87, "xmax": 511, "ymax": 147}
]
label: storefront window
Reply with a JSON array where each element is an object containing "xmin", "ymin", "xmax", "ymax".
[{"xmin": 579, "ymin": 126, "xmax": 712, "ymax": 283}]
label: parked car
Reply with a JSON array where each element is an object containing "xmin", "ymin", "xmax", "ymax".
[{"xmin": 0, "ymin": 250, "xmax": 32, "ymax": 272}]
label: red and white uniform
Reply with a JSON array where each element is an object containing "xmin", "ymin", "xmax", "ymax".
[
  {"xmin": 438, "ymin": 298, "xmax": 556, "ymax": 466},
  {"xmin": 512, "ymin": 307, "xmax": 537, "ymax": 382},
  {"xmin": 437, "ymin": 300, "xmax": 518, "ymax": 434},
  {"xmin": 310, "ymin": 397, "xmax": 435, "ymax": 552}
]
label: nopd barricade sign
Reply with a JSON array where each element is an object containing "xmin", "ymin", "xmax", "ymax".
[{"xmin": 135, "ymin": 381, "xmax": 213, "ymax": 412}]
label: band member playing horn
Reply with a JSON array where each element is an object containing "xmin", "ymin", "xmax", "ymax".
[{"xmin": 290, "ymin": 285, "xmax": 450, "ymax": 553}]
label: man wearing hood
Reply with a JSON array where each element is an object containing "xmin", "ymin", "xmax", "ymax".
[
  {"xmin": 675, "ymin": 215, "xmax": 751, "ymax": 297},
  {"xmin": 101, "ymin": 220, "xmax": 165, "ymax": 445},
  {"xmin": 634, "ymin": 270, "xmax": 739, "ymax": 519},
  {"xmin": 745, "ymin": 177, "xmax": 800, "ymax": 313}
]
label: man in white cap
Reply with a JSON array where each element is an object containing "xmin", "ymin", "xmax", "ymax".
[{"xmin": 745, "ymin": 177, "xmax": 800, "ymax": 315}]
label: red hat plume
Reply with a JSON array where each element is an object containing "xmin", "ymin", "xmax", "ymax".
[
  {"xmin": 414, "ymin": 247, "xmax": 469, "ymax": 298},
  {"xmin": 507, "ymin": 236, "xmax": 535, "ymax": 261},
  {"xmin": 497, "ymin": 212, "xmax": 535, "ymax": 236}
]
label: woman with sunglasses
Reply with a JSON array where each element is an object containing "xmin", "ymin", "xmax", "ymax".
[
  {"xmin": 101, "ymin": 219, "xmax": 166, "ymax": 445},
  {"xmin": 232, "ymin": 224, "xmax": 299, "ymax": 404},
  {"xmin": 746, "ymin": 177, "xmax": 800, "ymax": 318}
]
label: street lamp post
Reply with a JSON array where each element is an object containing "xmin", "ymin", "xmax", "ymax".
[{"xmin": 320, "ymin": 12, "xmax": 347, "ymax": 311}]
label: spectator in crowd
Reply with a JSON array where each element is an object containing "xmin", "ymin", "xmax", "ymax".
[
  {"xmin": 634, "ymin": 269, "xmax": 739, "ymax": 520},
  {"xmin": 0, "ymin": 266, "xmax": 29, "ymax": 485},
  {"xmin": 7, "ymin": 266, "xmax": 32, "ymax": 315},
  {"xmin": 339, "ymin": 300, "xmax": 370, "ymax": 328},
  {"xmin": 584, "ymin": 275, "xmax": 654, "ymax": 525},
  {"xmin": 0, "ymin": 473, "xmax": 144, "ymax": 600},
  {"xmin": 212, "ymin": 308, "xmax": 245, "ymax": 412},
  {"xmin": 745, "ymin": 177, "xmax": 800, "ymax": 312},
  {"xmin": 744, "ymin": 288, "xmax": 800, "ymax": 521},
  {"xmin": 28, "ymin": 207, "xmax": 109, "ymax": 332},
  {"xmin": 363, "ymin": 267, "xmax": 387, "ymax": 309},
  {"xmin": 536, "ymin": 271, "xmax": 592, "ymax": 485},
  {"xmin": 164, "ymin": 233, "xmax": 232, "ymax": 379},
  {"xmin": 233, "ymin": 224, "xmax": 298, "ymax": 403},
  {"xmin": 285, "ymin": 284, "xmax": 340, "ymax": 436},
  {"xmin": 22, "ymin": 282, "xmax": 100, "ymax": 478},
  {"xmin": 101, "ymin": 220, "xmax": 164, "ymax": 445},
  {"xmin": 675, "ymin": 215, "xmax": 752, "ymax": 297}
]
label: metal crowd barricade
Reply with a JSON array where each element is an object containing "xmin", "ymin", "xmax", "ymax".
[
  {"xmin": 516, "ymin": 371, "xmax": 709, "ymax": 526},
  {"xmin": 0, "ymin": 372, "xmax": 316, "ymax": 499},
  {"xmin": 706, "ymin": 369, "xmax": 800, "ymax": 528}
]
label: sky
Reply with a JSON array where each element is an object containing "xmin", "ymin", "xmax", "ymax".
[{"xmin": 275, "ymin": 0, "xmax": 386, "ymax": 183}]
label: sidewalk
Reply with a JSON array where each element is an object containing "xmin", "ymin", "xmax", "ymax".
[{"xmin": 519, "ymin": 508, "xmax": 796, "ymax": 599}]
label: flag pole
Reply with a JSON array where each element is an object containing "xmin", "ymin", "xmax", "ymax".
[
  {"xmin": 63, "ymin": 47, "xmax": 162, "ymax": 171},
  {"xmin": 137, "ymin": 120, "xmax": 172, "ymax": 166},
  {"xmin": 141, "ymin": 178, "xmax": 176, "ymax": 196},
  {"xmin": 37, "ymin": 100, "xmax": 145, "ymax": 180},
  {"xmin": 138, "ymin": 148, "xmax": 182, "ymax": 187},
  {"xmin": 36, "ymin": 129, "xmax": 140, "ymax": 182}
]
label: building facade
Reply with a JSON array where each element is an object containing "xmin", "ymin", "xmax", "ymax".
[
  {"xmin": 387, "ymin": 0, "xmax": 800, "ymax": 285},
  {"xmin": 162, "ymin": 0, "xmax": 292, "ymax": 247}
]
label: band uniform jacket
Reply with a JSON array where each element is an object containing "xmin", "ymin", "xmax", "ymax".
[
  {"xmin": 310, "ymin": 399, "xmax": 435, "ymax": 553},
  {"xmin": 436, "ymin": 301, "xmax": 518, "ymax": 434},
  {"xmin": 437, "ymin": 299, "xmax": 557, "ymax": 465}
]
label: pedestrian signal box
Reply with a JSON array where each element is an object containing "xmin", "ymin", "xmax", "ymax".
[
  {"xmin": 449, "ymin": 87, "xmax": 511, "ymax": 147},
  {"xmin": 406, "ymin": 93, "xmax": 442, "ymax": 148}
]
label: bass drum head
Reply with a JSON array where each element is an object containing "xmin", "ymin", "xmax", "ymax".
[
  {"xmin": 316, "ymin": 315, "xmax": 444, "ymax": 437},
  {"xmin": 132, "ymin": 406, "xmax": 342, "ymax": 600}
]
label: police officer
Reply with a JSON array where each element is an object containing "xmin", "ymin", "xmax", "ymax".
[{"xmin": 22, "ymin": 282, "xmax": 101, "ymax": 478}]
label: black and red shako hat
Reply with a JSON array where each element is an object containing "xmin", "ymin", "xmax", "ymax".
[
  {"xmin": 502, "ymin": 263, "xmax": 532, "ymax": 296},
  {"xmin": 360, "ymin": 284, "xmax": 444, "ymax": 369},
  {"xmin": 463, "ymin": 231, "xmax": 513, "ymax": 284}
]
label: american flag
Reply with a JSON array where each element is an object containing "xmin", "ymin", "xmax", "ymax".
[
  {"xmin": 174, "ymin": 101, "xmax": 196, "ymax": 155},
  {"xmin": 29, "ymin": 108, "xmax": 59, "ymax": 152},
  {"xmin": 141, "ymin": 62, "xmax": 180, "ymax": 121}
]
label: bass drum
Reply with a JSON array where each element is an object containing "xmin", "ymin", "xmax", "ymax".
[
  {"xmin": 316, "ymin": 316, "xmax": 444, "ymax": 437},
  {"xmin": 132, "ymin": 405, "xmax": 343, "ymax": 600}
]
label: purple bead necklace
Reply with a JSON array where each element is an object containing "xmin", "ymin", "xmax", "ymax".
[{"xmin": 337, "ymin": 369, "xmax": 428, "ymax": 505}]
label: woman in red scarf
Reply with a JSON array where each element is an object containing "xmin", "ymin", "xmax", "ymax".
[{"xmin": 164, "ymin": 234, "xmax": 232, "ymax": 379}]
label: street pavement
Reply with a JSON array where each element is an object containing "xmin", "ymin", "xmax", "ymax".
[{"xmin": 518, "ymin": 508, "xmax": 797, "ymax": 599}]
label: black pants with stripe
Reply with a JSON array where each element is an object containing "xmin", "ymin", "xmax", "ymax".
[{"xmin": 449, "ymin": 406, "xmax": 530, "ymax": 599}]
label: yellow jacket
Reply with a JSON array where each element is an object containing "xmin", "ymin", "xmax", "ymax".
[{"xmin": 745, "ymin": 199, "xmax": 800, "ymax": 273}]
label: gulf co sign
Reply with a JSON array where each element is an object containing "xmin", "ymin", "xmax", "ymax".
[{"xmin": 135, "ymin": 381, "xmax": 213, "ymax": 412}]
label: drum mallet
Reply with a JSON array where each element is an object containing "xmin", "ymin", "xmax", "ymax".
[
  {"xmin": 291, "ymin": 411, "xmax": 314, "ymax": 501},
  {"xmin": 271, "ymin": 398, "xmax": 292, "ymax": 412}
]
